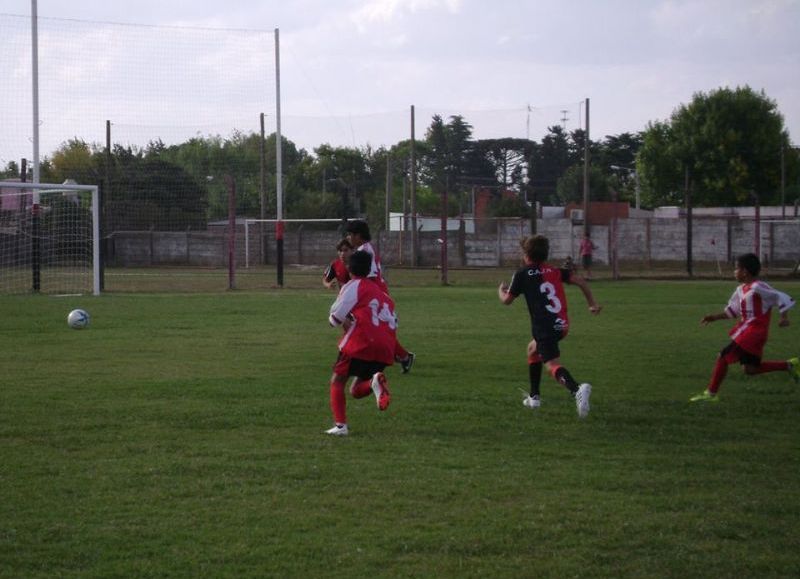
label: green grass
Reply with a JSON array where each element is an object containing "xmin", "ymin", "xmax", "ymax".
[{"xmin": 2, "ymin": 274, "xmax": 800, "ymax": 578}]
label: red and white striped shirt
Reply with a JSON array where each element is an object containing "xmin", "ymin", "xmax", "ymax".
[{"xmin": 724, "ymin": 281, "xmax": 795, "ymax": 356}]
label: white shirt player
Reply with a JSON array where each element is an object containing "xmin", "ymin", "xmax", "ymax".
[{"xmin": 725, "ymin": 280, "xmax": 794, "ymax": 355}]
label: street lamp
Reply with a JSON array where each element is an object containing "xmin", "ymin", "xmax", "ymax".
[{"xmin": 610, "ymin": 164, "xmax": 640, "ymax": 210}]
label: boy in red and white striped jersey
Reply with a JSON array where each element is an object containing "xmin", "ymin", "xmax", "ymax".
[{"xmin": 691, "ymin": 253, "xmax": 799, "ymax": 402}]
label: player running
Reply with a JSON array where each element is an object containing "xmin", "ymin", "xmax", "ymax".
[
  {"xmin": 498, "ymin": 235, "xmax": 602, "ymax": 418},
  {"xmin": 325, "ymin": 250, "xmax": 398, "ymax": 436},
  {"xmin": 690, "ymin": 253, "xmax": 799, "ymax": 402},
  {"xmin": 345, "ymin": 220, "xmax": 415, "ymax": 373}
]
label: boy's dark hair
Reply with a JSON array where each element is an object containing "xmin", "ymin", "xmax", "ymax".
[
  {"xmin": 521, "ymin": 235, "xmax": 549, "ymax": 263},
  {"xmin": 737, "ymin": 253, "xmax": 761, "ymax": 277},
  {"xmin": 336, "ymin": 238, "xmax": 353, "ymax": 251},
  {"xmin": 345, "ymin": 220, "xmax": 371, "ymax": 241},
  {"xmin": 348, "ymin": 250, "xmax": 372, "ymax": 277}
]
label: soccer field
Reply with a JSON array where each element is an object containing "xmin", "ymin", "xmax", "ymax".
[{"xmin": 1, "ymin": 277, "xmax": 799, "ymax": 578}]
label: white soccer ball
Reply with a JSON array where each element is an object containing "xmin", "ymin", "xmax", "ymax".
[{"xmin": 67, "ymin": 309, "xmax": 90, "ymax": 329}]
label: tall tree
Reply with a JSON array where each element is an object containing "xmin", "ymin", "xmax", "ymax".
[{"xmin": 640, "ymin": 86, "xmax": 791, "ymax": 206}]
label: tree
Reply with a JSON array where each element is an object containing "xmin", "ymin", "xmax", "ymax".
[{"xmin": 640, "ymin": 86, "xmax": 791, "ymax": 206}]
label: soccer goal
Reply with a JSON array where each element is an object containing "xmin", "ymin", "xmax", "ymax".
[
  {"xmin": 0, "ymin": 181, "xmax": 100, "ymax": 295},
  {"xmin": 243, "ymin": 218, "xmax": 349, "ymax": 268}
]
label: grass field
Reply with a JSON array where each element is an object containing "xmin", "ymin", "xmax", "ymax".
[{"xmin": 2, "ymin": 272, "xmax": 799, "ymax": 578}]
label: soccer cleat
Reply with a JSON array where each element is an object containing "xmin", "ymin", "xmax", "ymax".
[
  {"xmin": 401, "ymin": 352, "xmax": 416, "ymax": 374},
  {"xmin": 788, "ymin": 357, "xmax": 800, "ymax": 385},
  {"xmin": 575, "ymin": 383, "xmax": 592, "ymax": 418},
  {"xmin": 371, "ymin": 372, "xmax": 391, "ymax": 411},
  {"xmin": 689, "ymin": 390, "xmax": 719, "ymax": 403},
  {"xmin": 522, "ymin": 395, "xmax": 541, "ymax": 409},
  {"xmin": 325, "ymin": 423, "xmax": 349, "ymax": 436}
]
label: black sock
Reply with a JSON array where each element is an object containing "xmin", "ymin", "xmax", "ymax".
[
  {"xmin": 529, "ymin": 362, "xmax": 542, "ymax": 398},
  {"xmin": 555, "ymin": 366, "xmax": 579, "ymax": 395}
]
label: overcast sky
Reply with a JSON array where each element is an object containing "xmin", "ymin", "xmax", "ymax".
[{"xmin": 2, "ymin": 0, "xmax": 799, "ymax": 163}]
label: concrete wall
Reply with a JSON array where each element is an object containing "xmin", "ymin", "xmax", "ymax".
[{"xmin": 106, "ymin": 217, "xmax": 800, "ymax": 269}]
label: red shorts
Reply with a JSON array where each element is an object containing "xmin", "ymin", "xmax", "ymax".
[{"xmin": 333, "ymin": 352, "xmax": 387, "ymax": 380}]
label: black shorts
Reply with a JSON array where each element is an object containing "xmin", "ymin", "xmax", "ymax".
[
  {"xmin": 531, "ymin": 329, "xmax": 565, "ymax": 363},
  {"xmin": 333, "ymin": 352, "xmax": 387, "ymax": 380},
  {"xmin": 720, "ymin": 342, "xmax": 761, "ymax": 366},
  {"xmin": 582, "ymin": 254, "xmax": 593, "ymax": 268}
]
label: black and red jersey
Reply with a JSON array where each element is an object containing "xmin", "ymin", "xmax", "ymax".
[
  {"xmin": 508, "ymin": 261, "xmax": 571, "ymax": 340},
  {"xmin": 324, "ymin": 259, "xmax": 350, "ymax": 286}
]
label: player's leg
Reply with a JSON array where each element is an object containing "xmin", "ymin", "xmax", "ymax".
[
  {"xmin": 743, "ymin": 360, "xmax": 789, "ymax": 375},
  {"xmin": 351, "ymin": 359, "xmax": 391, "ymax": 411},
  {"xmin": 326, "ymin": 354, "xmax": 351, "ymax": 435},
  {"xmin": 691, "ymin": 342, "xmax": 739, "ymax": 401},
  {"xmin": 523, "ymin": 339, "xmax": 542, "ymax": 408},
  {"xmin": 541, "ymin": 337, "xmax": 591, "ymax": 418},
  {"xmin": 395, "ymin": 341, "xmax": 415, "ymax": 374}
]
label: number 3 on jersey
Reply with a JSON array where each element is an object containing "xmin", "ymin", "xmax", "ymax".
[
  {"xmin": 540, "ymin": 281, "xmax": 562, "ymax": 314},
  {"xmin": 368, "ymin": 298, "xmax": 397, "ymax": 329}
]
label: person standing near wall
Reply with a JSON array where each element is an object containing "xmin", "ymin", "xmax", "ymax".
[{"xmin": 579, "ymin": 233, "xmax": 598, "ymax": 279}]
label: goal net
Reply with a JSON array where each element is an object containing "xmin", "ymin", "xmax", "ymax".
[
  {"xmin": 0, "ymin": 181, "xmax": 99, "ymax": 295},
  {"xmin": 243, "ymin": 219, "xmax": 351, "ymax": 269}
]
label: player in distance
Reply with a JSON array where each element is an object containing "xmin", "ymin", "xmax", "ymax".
[
  {"xmin": 691, "ymin": 252, "xmax": 799, "ymax": 402},
  {"xmin": 498, "ymin": 235, "xmax": 602, "ymax": 418},
  {"xmin": 325, "ymin": 250, "xmax": 397, "ymax": 436}
]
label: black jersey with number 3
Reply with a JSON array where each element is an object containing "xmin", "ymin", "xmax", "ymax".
[{"xmin": 508, "ymin": 262, "xmax": 571, "ymax": 340}]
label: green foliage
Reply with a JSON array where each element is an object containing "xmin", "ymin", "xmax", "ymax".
[
  {"xmin": 1, "ymin": 279, "xmax": 799, "ymax": 576},
  {"xmin": 640, "ymin": 86, "xmax": 793, "ymax": 207},
  {"xmin": 556, "ymin": 164, "xmax": 611, "ymax": 204}
]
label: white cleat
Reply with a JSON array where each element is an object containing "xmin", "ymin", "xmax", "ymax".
[
  {"xmin": 325, "ymin": 423, "xmax": 349, "ymax": 436},
  {"xmin": 522, "ymin": 395, "xmax": 541, "ymax": 409},
  {"xmin": 575, "ymin": 383, "xmax": 592, "ymax": 418}
]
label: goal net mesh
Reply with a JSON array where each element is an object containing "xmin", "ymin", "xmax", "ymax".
[{"xmin": 0, "ymin": 183, "xmax": 98, "ymax": 295}]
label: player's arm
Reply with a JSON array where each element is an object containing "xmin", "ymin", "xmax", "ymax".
[
  {"xmin": 329, "ymin": 281, "xmax": 358, "ymax": 326},
  {"xmin": 700, "ymin": 311, "xmax": 729, "ymax": 326},
  {"xmin": 498, "ymin": 282, "xmax": 516, "ymax": 305},
  {"xmin": 774, "ymin": 290, "xmax": 793, "ymax": 327},
  {"xmin": 568, "ymin": 274, "xmax": 602, "ymax": 314},
  {"xmin": 322, "ymin": 263, "xmax": 337, "ymax": 289}
]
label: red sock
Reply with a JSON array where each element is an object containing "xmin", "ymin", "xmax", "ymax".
[
  {"xmin": 330, "ymin": 379, "xmax": 347, "ymax": 424},
  {"xmin": 750, "ymin": 360, "xmax": 789, "ymax": 374},
  {"xmin": 708, "ymin": 357, "xmax": 728, "ymax": 394},
  {"xmin": 395, "ymin": 342, "xmax": 409, "ymax": 360},
  {"xmin": 350, "ymin": 378, "xmax": 373, "ymax": 399}
]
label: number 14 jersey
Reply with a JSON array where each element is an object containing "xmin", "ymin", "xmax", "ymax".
[
  {"xmin": 329, "ymin": 278, "xmax": 398, "ymax": 365},
  {"xmin": 508, "ymin": 262, "xmax": 572, "ymax": 340}
]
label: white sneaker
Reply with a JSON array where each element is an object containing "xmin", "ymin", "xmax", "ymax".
[
  {"xmin": 325, "ymin": 423, "xmax": 349, "ymax": 436},
  {"xmin": 575, "ymin": 383, "xmax": 592, "ymax": 418},
  {"xmin": 522, "ymin": 395, "xmax": 541, "ymax": 409}
]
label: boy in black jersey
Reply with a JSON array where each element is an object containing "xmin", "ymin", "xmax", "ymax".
[{"xmin": 498, "ymin": 235, "xmax": 602, "ymax": 418}]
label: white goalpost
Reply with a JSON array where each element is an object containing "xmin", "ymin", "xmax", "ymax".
[{"xmin": 0, "ymin": 181, "xmax": 100, "ymax": 295}]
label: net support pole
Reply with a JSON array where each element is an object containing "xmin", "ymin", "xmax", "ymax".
[
  {"xmin": 92, "ymin": 185, "xmax": 100, "ymax": 295},
  {"xmin": 226, "ymin": 176, "xmax": 236, "ymax": 290},
  {"xmin": 275, "ymin": 28, "xmax": 284, "ymax": 287}
]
